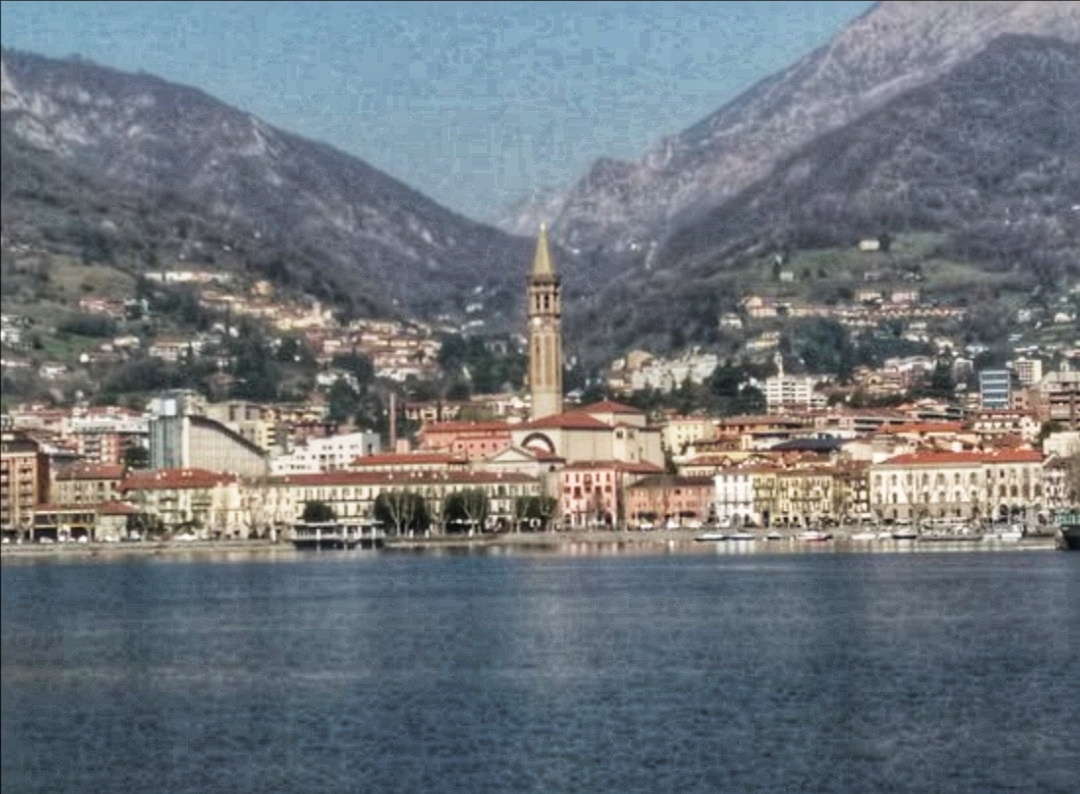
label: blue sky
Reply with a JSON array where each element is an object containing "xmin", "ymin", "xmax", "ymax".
[{"xmin": 0, "ymin": 1, "xmax": 873, "ymax": 223}]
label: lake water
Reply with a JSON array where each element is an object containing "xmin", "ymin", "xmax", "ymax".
[{"xmin": 2, "ymin": 546, "xmax": 1078, "ymax": 793}]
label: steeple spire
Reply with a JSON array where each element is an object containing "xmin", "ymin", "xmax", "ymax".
[
  {"xmin": 531, "ymin": 222, "xmax": 556, "ymax": 279},
  {"xmin": 526, "ymin": 222, "xmax": 563, "ymax": 420}
]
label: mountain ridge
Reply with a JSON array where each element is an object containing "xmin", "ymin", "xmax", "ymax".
[
  {"xmin": 504, "ymin": 1, "xmax": 1080, "ymax": 254},
  {"xmin": 1, "ymin": 46, "xmax": 535, "ymax": 328},
  {"xmin": 558, "ymin": 32, "xmax": 1080, "ymax": 369}
]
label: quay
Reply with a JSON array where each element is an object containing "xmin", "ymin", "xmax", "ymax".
[{"xmin": 2, "ymin": 525, "xmax": 1062, "ymax": 560}]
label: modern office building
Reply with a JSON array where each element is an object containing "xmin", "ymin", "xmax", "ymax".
[{"xmin": 978, "ymin": 369, "xmax": 1012, "ymax": 410}]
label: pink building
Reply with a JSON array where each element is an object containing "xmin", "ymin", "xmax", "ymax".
[{"xmin": 558, "ymin": 460, "xmax": 664, "ymax": 529}]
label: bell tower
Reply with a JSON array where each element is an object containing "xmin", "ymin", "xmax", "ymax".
[{"xmin": 527, "ymin": 223, "xmax": 563, "ymax": 420}]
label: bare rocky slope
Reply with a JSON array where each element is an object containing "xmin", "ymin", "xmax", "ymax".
[{"xmin": 505, "ymin": 1, "xmax": 1080, "ymax": 259}]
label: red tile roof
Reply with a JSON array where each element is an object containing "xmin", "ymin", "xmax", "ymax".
[
  {"xmin": 562, "ymin": 460, "xmax": 625, "ymax": 471},
  {"xmin": 422, "ymin": 421, "xmax": 513, "ymax": 433},
  {"xmin": 628, "ymin": 475, "xmax": 714, "ymax": 489},
  {"xmin": 883, "ymin": 422, "xmax": 965, "ymax": 435},
  {"xmin": 619, "ymin": 462, "xmax": 666, "ymax": 475},
  {"xmin": 880, "ymin": 450, "xmax": 1044, "ymax": 466},
  {"xmin": 271, "ymin": 470, "xmax": 537, "ymax": 487},
  {"xmin": 351, "ymin": 452, "xmax": 468, "ymax": 466},
  {"xmin": 121, "ymin": 468, "xmax": 239, "ymax": 491},
  {"xmin": 56, "ymin": 462, "xmax": 126, "ymax": 481},
  {"xmin": 98, "ymin": 501, "xmax": 139, "ymax": 515},
  {"xmin": 521, "ymin": 412, "xmax": 612, "ymax": 430},
  {"xmin": 578, "ymin": 399, "xmax": 643, "ymax": 415},
  {"xmin": 530, "ymin": 449, "xmax": 564, "ymax": 461}
]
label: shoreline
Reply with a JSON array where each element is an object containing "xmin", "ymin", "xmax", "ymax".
[{"xmin": 1, "ymin": 528, "xmax": 1060, "ymax": 561}]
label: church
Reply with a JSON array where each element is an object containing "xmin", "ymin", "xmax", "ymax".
[
  {"xmin": 504, "ymin": 223, "xmax": 665, "ymax": 468},
  {"xmin": 421, "ymin": 226, "xmax": 665, "ymax": 470},
  {"xmin": 416, "ymin": 225, "xmax": 668, "ymax": 528}
]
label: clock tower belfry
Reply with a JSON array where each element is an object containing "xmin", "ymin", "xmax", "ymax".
[{"xmin": 527, "ymin": 223, "xmax": 563, "ymax": 420}]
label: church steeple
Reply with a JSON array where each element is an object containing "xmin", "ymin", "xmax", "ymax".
[
  {"xmin": 527, "ymin": 222, "xmax": 563, "ymax": 420},
  {"xmin": 531, "ymin": 222, "xmax": 556, "ymax": 280}
]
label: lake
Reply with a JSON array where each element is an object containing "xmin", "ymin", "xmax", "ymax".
[{"xmin": 2, "ymin": 546, "xmax": 1078, "ymax": 793}]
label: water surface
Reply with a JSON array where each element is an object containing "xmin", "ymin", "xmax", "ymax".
[{"xmin": 3, "ymin": 548, "xmax": 1077, "ymax": 793}]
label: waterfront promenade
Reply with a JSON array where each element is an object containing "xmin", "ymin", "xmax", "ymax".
[{"xmin": 0, "ymin": 527, "xmax": 1059, "ymax": 560}]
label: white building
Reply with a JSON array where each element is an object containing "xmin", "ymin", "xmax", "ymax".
[
  {"xmin": 762, "ymin": 374, "xmax": 827, "ymax": 413},
  {"xmin": 869, "ymin": 450, "xmax": 1045, "ymax": 524},
  {"xmin": 1013, "ymin": 357, "xmax": 1043, "ymax": 387},
  {"xmin": 714, "ymin": 467, "xmax": 771, "ymax": 527},
  {"xmin": 628, "ymin": 350, "xmax": 719, "ymax": 393},
  {"xmin": 270, "ymin": 431, "xmax": 382, "ymax": 475}
]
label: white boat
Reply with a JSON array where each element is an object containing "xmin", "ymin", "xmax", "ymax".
[
  {"xmin": 796, "ymin": 530, "xmax": 832, "ymax": 542},
  {"xmin": 990, "ymin": 526, "xmax": 1024, "ymax": 542},
  {"xmin": 694, "ymin": 532, "xmax": 728, "ymax": 542},
  {"xmin": 727, "ymin": 532, "xmax": 756, "ymax": 542},
  {"xmin": 764, "ymin": 531, "xmax": 785, "ymax": 541},
  {"xmin": 850, "ymin": 531, "xmax": 878, "ymax": 542}
]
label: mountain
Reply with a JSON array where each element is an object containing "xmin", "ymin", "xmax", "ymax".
[
  {"xmin": 655, "ymin": 34, "xmax": 1080, "ymax": 278},
  {"xmin": 508, "ymin": 1, "xmax": 1080, "ymax": 255},
  {"xmin": 1, "ymin": 48, "xmax": 534, "ymax": 327},
  {"xmin": 559, "ymin": 31, "xmax": 1080, "ymax": 368}
]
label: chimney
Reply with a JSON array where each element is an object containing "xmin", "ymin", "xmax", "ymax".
[{"xmin": 389, "ymin": 391, "xmax": 397, "ymax": 451}]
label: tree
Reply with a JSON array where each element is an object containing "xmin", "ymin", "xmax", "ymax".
[
  {"xmin": 374, "ymin": 490, "xmax": 430, "ymax": 535},
  {"xmin": 925, "ymin": 357, "xmax": 956, "ymax": 399},
  {"xmin": 782, "ymin": 318, "xmax": 856, "ymax": 382},
  {"xmin": 123, "ymin": 445, "xmax": 150, "ymax": 470},
  {"xmin": 278, "ymin": 334, "xmax": 317, "ymax": 369},
  {"xmin": 326, "ymin": 379, "xmax": 361, "ymax": 425},
  {"xmin": 513, "ymin": 495, "xmax": 559, "ymax": 531},
  {"xmin": 59, "ymin": 314, "xmax": 117, "ymax": 338},
  {"xmin": 442, "ymin": 488, "xmax": 490, "ymax": 534},
  {"xmin": 331, "ymin": 352, "xmax": 375, "ymax": 386},
  {"xmin": 301, "ymin": 500, "xmax": 336, "ymax": 523}
]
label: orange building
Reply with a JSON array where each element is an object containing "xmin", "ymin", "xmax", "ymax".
[
  {"xmin": 626, "ymin": 475, "xmax": 715, "ymax": 529},
  {"xmin": 418, "ymin": 421, "xmax": 513, "ymax": 460},
  {"xmin": 52, "ymin": 462, "xmax": 126, "ymax": 506},
  {"xmin": 1, "ymin": 431, "xmax": 49, "ymax": 537}
]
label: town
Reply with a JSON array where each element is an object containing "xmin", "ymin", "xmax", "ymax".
[{"xmin": 2, "ymin": 228, "xmax": 1078, "ymax": 546}]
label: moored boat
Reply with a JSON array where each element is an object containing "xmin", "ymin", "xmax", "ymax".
[
  {"xmin": 1060, "ymin": 526, "xmax": 1080, "ymax": 551},
  {"xmin": 917, "ymin": 532, "xmax": 984, "ymax": 543},
  {"xmin": 694, "ymin": 532, "xmax": 728, "ymax": 542},
  {"xmin": 1055, "ymin": 511, "xmax": 1080, "ymax": 551},
  {"xmin": 796, "ymin": 530, "xmax": 832, "ymax": 542},
  {"xmin": 988, "ymin": 526, "xmax": 1024, "ymax": 543}
]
